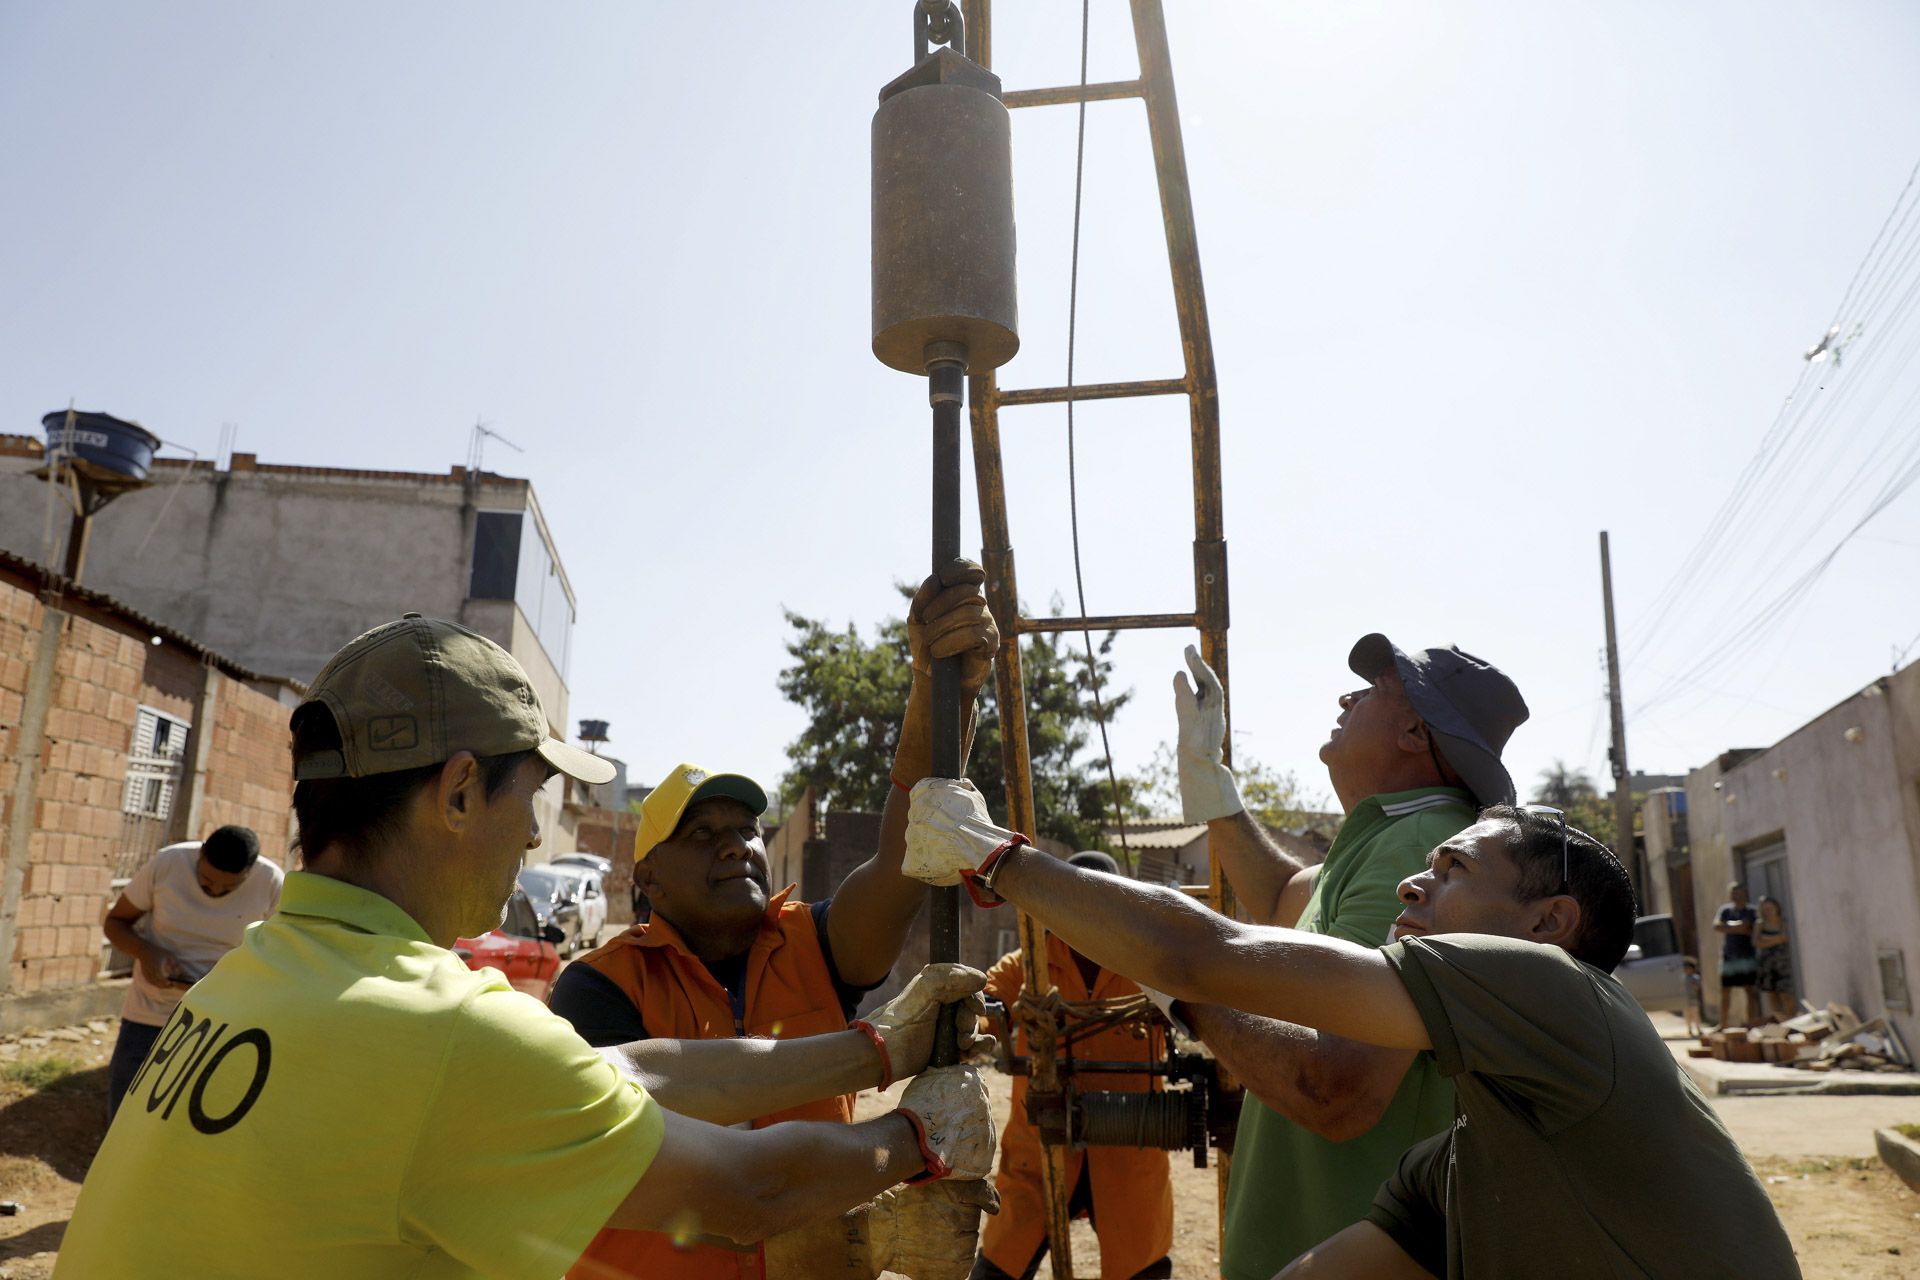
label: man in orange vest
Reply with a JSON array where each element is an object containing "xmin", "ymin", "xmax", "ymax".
[
  {"xmin": 975, "ymin": 851, "xmax": 1174, "ymax": 1280},
  {"xmin": 549, "ymin": 560, "xmax": 1000, "ymax": 1280}
]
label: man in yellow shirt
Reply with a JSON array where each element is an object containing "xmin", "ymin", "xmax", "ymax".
[{"xmin": 57, "ymin": 615, "xmax": 995, "ymax": 1280}]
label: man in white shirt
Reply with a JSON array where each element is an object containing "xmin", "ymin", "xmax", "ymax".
[{"xmin": 102, "ymin": 825, "xmax": 283, "ymax": 1118}]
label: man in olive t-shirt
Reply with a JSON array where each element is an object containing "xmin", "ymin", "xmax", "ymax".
[
  {"xmin": 1364, "ymin": 933, "xmax": 1795, "ymax": 1277},
  {"xmin": 899, "ymin": 794, "xmax": 1799, "ymax": 1279}
]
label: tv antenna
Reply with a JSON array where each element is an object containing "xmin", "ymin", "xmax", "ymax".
[{"xmin": 467, "ymin": 419, "xmax": 524, "ymax": 475}]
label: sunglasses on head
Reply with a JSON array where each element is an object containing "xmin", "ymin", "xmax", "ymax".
[{"xmin": 1523, "ymin": 805, "xmax": 1572, "ymax": 889}]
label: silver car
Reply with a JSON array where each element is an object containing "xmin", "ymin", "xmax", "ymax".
[{"xmin": 1614, "ymin": 914, "xmax": 1689, "ymax": 1013}]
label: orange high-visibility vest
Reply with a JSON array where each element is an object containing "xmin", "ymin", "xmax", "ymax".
[
  {"xmin": 564, "ymin": 888, "xmax": 855, "ymax": 1280},
  {"xmin": 980, "ymin": 935, "xmax": 1174, "ymax": 1280}
]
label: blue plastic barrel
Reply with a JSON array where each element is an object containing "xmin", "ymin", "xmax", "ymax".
[{"xmin": 40, "ymin": 411, "xmax": 161, "ymax": 485}]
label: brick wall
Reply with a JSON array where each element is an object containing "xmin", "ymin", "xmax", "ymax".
[
  {"xmin": 0, "ymin": 567, "xmax": 295, "ymax": 995},
  {"xmin": 13, "ymin": 608, "xmax": 144, "ymax": 992},
  {"xmin": 198, "ymin": 678, "xmax": 293, "ymax": 866},
  {"xmin": 574, "ymin": 807, "xmax": 639, "ymax": 925}
]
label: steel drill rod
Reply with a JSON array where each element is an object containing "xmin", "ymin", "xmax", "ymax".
[{"xmin": 929, "ymin": 357, "xmax": 966, "ymax": 1068}]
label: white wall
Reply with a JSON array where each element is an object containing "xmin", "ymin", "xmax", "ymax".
[{"xmin": 1705, "ymin": 672, "xmax": 1920, "ymax": 1048}]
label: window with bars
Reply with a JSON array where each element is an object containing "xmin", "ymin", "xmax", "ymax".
[{"xmin": 118, "ymin": 706, "xmax": 191, "ymax": 879}]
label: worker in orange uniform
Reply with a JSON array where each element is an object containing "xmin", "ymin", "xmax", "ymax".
[
  {"xmin": 975, "ymin": 851, "xmax": 1174, "ymax": 1280},
  {"xmin": 548, "ymin": 560, "xmax": 1001, "ymax": 1280}
]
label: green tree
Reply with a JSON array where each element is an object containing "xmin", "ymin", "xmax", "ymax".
[
  {"xmin": 1133, "ymin": 741, "xmax": 1336, "ymax": 834},
  {"xmin": 776, "ymin": 592, "xmax": 1136, "ymax": 852},
  {"xmin": 1529, "ymin": 760, "xmax": 1616, "ymax": 846}
]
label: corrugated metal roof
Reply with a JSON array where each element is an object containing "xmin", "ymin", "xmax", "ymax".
[
  {"xmin": 0, "ymin": 546, "xmax": 304, "ymax": 690},
  {"xmin": 1110, "ymin": 821, "xmax": 1207, "ymax": 850}
]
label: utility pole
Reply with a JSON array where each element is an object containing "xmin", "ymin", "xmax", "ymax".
[{"xmin": 1599, "ymin": 531, "xmax": 1643, "ymax": 901}]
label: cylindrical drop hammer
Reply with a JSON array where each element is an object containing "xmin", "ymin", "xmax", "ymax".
[{"xmin": 871, "ymin": 4, "xmax": 1018, "ymax": 1069}]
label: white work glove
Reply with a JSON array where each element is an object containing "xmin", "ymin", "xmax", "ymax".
[
  {"xmin": 904, "ymin": 778, "xmax": 1026, "ymax": 906},
  {"xmin": 896, "ymin": 1064, "xmax": 997, "ymax": 1182},
  {"xmin": 1174, "ymin": 645, "xmax": 1242, "ymax": 822},
  {"xmin": 853, "ymin": 963, "xmax": 996, "ymax": 1087},
  {"xmin": 1138, "ymin": 985, "xmax": 1197, "ymax": 1042},
  {"xmin": 762, "ymin": 1182, "xmax": 999, "ymax": 1280}
]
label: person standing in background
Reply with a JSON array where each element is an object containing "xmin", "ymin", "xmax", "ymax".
[
  {"xmin": 1712, "ymin": 883, "xmax": 1760, "ymax": 1029},
  {"xmin": 100, "ymin": 825, "xmax": 282, "ymax": 1119},
  {"xmin": 1754, "ymin": 896, "xmax": 1795, "ymax": 1018}
]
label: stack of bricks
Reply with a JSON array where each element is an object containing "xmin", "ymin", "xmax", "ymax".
[
  {"xmin": 12, "ymin": 603, "xmax": 144, "ymax": 992},
  {"xmin": 200, "ymin": 681, "xmax": 293, "ymax": 865}
]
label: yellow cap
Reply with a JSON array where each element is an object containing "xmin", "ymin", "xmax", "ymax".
[{"xmin": 634, "ymin": 763, "xmax": 770, "ymax": 862}]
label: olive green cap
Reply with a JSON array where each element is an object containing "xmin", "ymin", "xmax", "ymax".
[{"xmin": 292, "ymin": 614, "xmax": 615, "ymax": 786}]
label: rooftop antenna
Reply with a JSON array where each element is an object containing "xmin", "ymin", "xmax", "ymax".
[{"xmin": 467, "ymin": 418, "xmax": 524, "ymax": 476}]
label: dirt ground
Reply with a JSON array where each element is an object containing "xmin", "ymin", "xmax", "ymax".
[
  {"xmin": 0, "ymin": 1020, "xmax": 115, "ymax": 1280},
  {"xmin": 857, "ymin": 1068, "xmax": 1920, "ymax": 1280},
  {"xmin": 8, "ymin": 1017, "xmax": 1920, "ymax": 1278}
]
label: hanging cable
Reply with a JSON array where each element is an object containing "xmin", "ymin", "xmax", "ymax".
[
  {"xmin": 1061, "ymin": 0, "xmax": 1133, "ymax": 873},
  {"xmin": 1626, "ymin": 155, "xmax": 1920, "ymax": 669}
]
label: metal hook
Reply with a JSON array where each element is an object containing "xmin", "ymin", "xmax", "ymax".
[{"xmin": 914, "ymin": 0, "xmax": 965, "ymax": 63}]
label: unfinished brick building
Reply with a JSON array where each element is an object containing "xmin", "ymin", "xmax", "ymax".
[{"xmin": 0, "ymin": 550, "xmax": 298, "ymax": 1019}]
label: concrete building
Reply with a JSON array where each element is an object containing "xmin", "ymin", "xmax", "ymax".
[
  {"xmin": 0, "ymin": 435, "xmax": 581, "ymax": 852},
  {"xmin": 1671, "ymin": 664, "xmax": 1920, "ymax": 1043},
  {"xmin": 0, "ymin": 550, "xmax": 299, "ymax": 1026}
]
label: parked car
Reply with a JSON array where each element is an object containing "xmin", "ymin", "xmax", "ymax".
[
  {"xmin": 552, "ymin": 851, "xmax": 613, "ymax": 877},
  {"xmin": 454, "ymin": 886, "xmax": 564, "ymax": 999},
  {"xmin": 1614, "ymin": 913, "xmax": 1689, "ymax": 1013},
  {"xmin": 517, "ymin": 866, "xmax": 586, "ymax": 956},
  {"xmin": 550, "ymin": 863, "xmax": 609, "ymax": 948}
]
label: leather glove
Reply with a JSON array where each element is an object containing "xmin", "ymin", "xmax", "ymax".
[
  {"xmin": 853, "ymin": 963, "xmax": 996, "ymax": 1087},
  {"xmin": 1173, "ymin": 644, "xmax": 1242, "ymax": 822},
  {"xmin": 760, "ymin": 1207, "xmax": 880, "ymax": 1280},
  {"xmin": 763, "ymin": 1182, "xmax": 999, "ymax": 1280},
  {"xmin": 896, "ymin": 1065, "xmax": 996, "ymax": 1182},
  {"xmin": 909, "ymin": 558, "xmax": 999, "ymax": 695},
  {"xmin": 903, "ymin": 778, "xmax": 1026, "ymax": 906},
  {"xmin": 1138, "ymin": 985, "xmax": 1197, "ymax": 1042},
  {"xmin": 872, "ymin": 1181, "xmax": 1000, "ymax": 1280}
]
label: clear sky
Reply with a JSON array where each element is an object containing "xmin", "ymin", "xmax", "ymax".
[{"xmin": 6, "ymin": 2, "xmax": 1920, "ymax": 816}]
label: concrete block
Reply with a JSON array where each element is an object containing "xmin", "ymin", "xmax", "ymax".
[{"xmin": 1877, "ymin": 1129, "xmax": 1920, "ymax": 1192}]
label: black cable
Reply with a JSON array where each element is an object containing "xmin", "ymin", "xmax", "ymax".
[
  {"xmin": 1626, "ymin": 155, "xmax": 1920, "ymax": 674},
  {"xmin": 1061, "ymin": 0, "xmax": 1133, "ymax": 873}
]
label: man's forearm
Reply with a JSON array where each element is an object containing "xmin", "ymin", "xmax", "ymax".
[
  {"xmin": 831, "ymin": 679, "xmax": 979, "ymax": 986},
  {"xmin": 988, "ymin": 847, "xmax": 1430, "ymax": 1050},
  {"xmin": 612, "ymin": 1030, "xmax": 881, "ymax": 1125},
  {"xmin": 1184, "ymin": 1002, "xmax": 1415, "ymax": 1142},
  {"xmin": 1207, "ymin": 810, "xmax": 1308, "ymax": 925},
  {"xmin": 612, "ymin": 1110, "xmax": 924, "ymax": 1240},
  {"xmin": 103, "ymin": 916, "xmax": 155, "ymax": 963},
  {"xmin": 725, "ymin": 1112, "xmax": 924, "ymax": 1241}
]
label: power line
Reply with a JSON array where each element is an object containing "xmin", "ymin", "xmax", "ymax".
[
  {"xmin": 1059, "ymin": 0, "xmax": 1133, "ymax": 870},
  {"xmin": 1625, "ymin": 157, "xmax": 1920, "ymax": 669}
]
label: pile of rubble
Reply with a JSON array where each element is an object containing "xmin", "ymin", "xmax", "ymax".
[
  {"xmin": 1697, "ymin": 1004, "xmax": 1913, "ymax": 1072},
  {"xmin": 0, "ymin": 1019, "xmax": 112, "ymax": 1059}
]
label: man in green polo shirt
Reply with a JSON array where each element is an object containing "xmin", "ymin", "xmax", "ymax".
[
  {"xmin": 1148, "ymin": 638, "xmax": 1528, "ymax": 1278},
  {"xmin": 57, "ymin": 616, "xmax": 996, "ymax": 1280}
]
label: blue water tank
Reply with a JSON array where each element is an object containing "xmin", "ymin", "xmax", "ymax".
[{"xmin": 41, "ymin": 410, "xmax": 161, "ymax": 486}]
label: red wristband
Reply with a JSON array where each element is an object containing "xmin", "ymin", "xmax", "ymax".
[
  {"xmin": 961, "ymin": 837, "xmax": 1028, "ymax": 909},
  {"xmin": 850, "ymin": 1019, "xmax": 892, "ymax": 1091},
  {"xmin": 890, "ymin": 774, "xmax": 911, "ymax": 795},
  {"xmin": 892, "ymin": 1107, "xmax": 950, "ymax": 1184}
]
